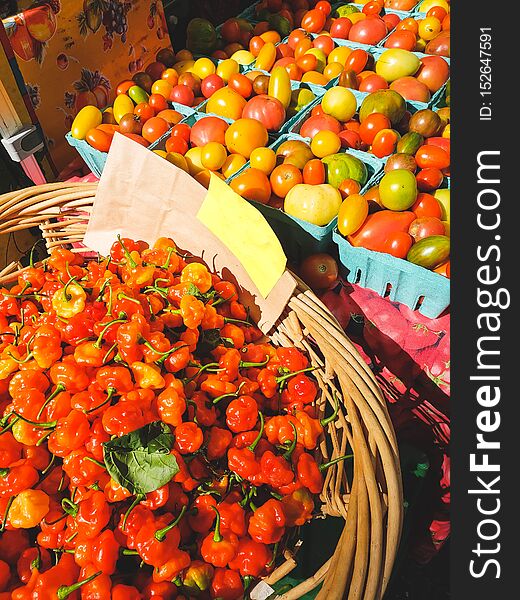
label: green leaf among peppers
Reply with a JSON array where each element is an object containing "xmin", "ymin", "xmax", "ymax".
[{"xmin": 103, "ymin": 421, "xmax": 179, "ymax": 495}]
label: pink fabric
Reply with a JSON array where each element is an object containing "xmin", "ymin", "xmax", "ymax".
[{"xmin": 321, "ymin": 281, "xmax": 450, "ymax": 564}]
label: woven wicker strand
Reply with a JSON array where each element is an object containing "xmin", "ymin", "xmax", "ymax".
[{"xmin": 0, "ymin": 183, "xmax": 403, "ymax": 600}]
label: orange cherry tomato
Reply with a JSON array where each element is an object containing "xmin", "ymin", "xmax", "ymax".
[
  {"xmin": 371, "ymin": 128, "xmax": 400, "ymax": 158},
  {"xmin": 296, "ymin": 53, "xmax": 318, "ymax": 73},
  {"xmin": 313, "ymin": 35, "xmax": 335, "ymax": 56},
  {"xmin": 228, "ymin": 73, "xmax": 253, "ymax": 99},
  {"xmin": 284, "ymin": 62, "xmax": 303, "ymax": 81},
  {"xmin": 427, "ymin": 6, "xmax": 448, "ymax": 21},
  {"xmin": 250, "ymin": 147, "xmax": 277, "ymax": 175},
  {"xmin": 86, "ymin": 128, "xmax": 113, "ymax": 152},
  {"xmin": 276, "ymin": 43, "xmax": 295, "ymax": 60},
  {"xmin": 288, "ymin": 28, "xmax": 311, "ymax": 50},
  {"xmin": 303, "ymin": 159, "xmax": 326, "ymax": 185},
  {"xmin": 363, "ymin": 0, "xmax": 383, "ymax": 15},
  {"xmin": 397, "ymin": 18, "xmax": 419, "ymax": 34},
  {"xmin": 359, "ymin": 113, "xmax": 391, "ymax": 145},
  {"xmin": 134, "ymin": 103, "xmax": 155, "ymax": 121},
  {"xmin": 315, "ymin": 1, "xmax": 332, "ymax": 16},
  {"xmin": 260, "ymin": 30, "xmax": 282, "ymax": 44},
  {"xmin": 415, "ymin": 145, "xmax": 450, "ymax": 170},
  {"xmin": 230, "ymin": 167, "xmax": 272, "ymax": 204},
  {"xmin": 295, "ymin": 37, "xmax": 313, "ymax": 60},
  {"xmin": 161, "ymin": 68, "xmax": 179, "ymax": 86},
  {"xmin": 116, "ymin": 80, "xmax": 134, "ymax": 95},
  {"xmin": 171, "ymin": 123, "xmax": 191, "ymax": 142},
  {"xmin": 142, "ymin": 116, "xmax": 170, "ymax": 143},
  {"xmin": 301, "ymin": 9, "xmax": 327, "ymax": 33},
  {"xmin": 270, "ymin": 164, "xmax": 303, "ymax": 198}
]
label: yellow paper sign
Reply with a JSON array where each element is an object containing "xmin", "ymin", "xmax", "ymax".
[{"xmin": 197, "ymin": 174, "xmax": 287, "ymax": 299}]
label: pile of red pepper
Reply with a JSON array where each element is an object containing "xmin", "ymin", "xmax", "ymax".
[{"xmin": 0, "ymin": 236, "xmax": 344, "ymax": 599}]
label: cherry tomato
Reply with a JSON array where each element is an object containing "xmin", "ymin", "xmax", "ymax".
[
  {"xmin": 339, "ymin": 130, "xmax": 363, "ymax": 150},
  {"xmin": 270, "ymin": 164, "xmax": 303, "ymax": 198},
  {"xmin": 230, "ymin": 167, "xmax": 271, "ymax": 204},
  {"xmin": 411, "ymin": 192, "xmax": 442, "ymax": 219},
  {"xmin": 201, "ymin": 74, "xmax": 225, "ymax": 99},
  {"xmin": 337, "ymin": 193, "xmax": 369, "ymax": 235},
  {"xmin": 344, "ymin": 49, "xmax": 371, "ymax": 74},
  {"xmin": 299, "ymin": 253, "xmax": 339, "ymax": 291},
  {"xmin": 416, "ymin": 168, "xmax": 444, "ymax": 192},
  {"xmin": 201, "ymin": 142, "xmax": 228, "ymax": 171},
  {"xmin": 228, "ymin": 73, "xmax": 253, "ymax": 99},
  {"xmin": 134, "ymin": 103, "xmax": 155, "ymax": 121},
  {"xmin": 161, "ymin": 68, "xmax": 179, "ymax": 86},
  {"xmin": 427, "ymin": 6, "xmax": 448, "ymax": 21},
  {"xmin": 121, "ymin": 133, "xmax": 149, "ymax": 147},
  {"xmin": 301, "ymin": 9, "xmax": 327, "ymax": 34},
  {"xmin": 116, "ymin": 80, "xmax": 134, "ymax": 95},
  {"xmin": 294, "ymin": 37, "xmax": 313, "ymax": 60},
  {"xmin": 359, "ymin": 113, "xmax": 391, "ymax": 145},
  {"xmin": 383, "ymin": 231, "xmax": 414, "ymax": 259},
  {"xmin": 165, "ymin": 136, "xmax": 189, "ymax": 155},
  {"xmin": 434, "ymin": 260, "xmax": 450, "ymax": 278},
  {"xmin": 296, "ymin": 53, "xmax": 318, "ymax": 73},
  {"xmin": 313, "ymin": 35, "xmax": 335, "ymax": 56},
  {"xmin": 415, "ymin": 145, "xmax": 450, "ymax": 170},
  {"xmin": 249, "ymin": 147, "xmax": 277, "ymax": 175},
  {"xmin": 363, "ymin": 1, "xmax": 384, "ymax": 15},
  {"xmin": 222, "ymin": 153, "xmax": 247, "ymax": 179},
  {"xmin": 171, "ymin": 123, "xmax": 191, "ymax": 143},
  {"xmin": 142, "ymin": 116, "xmax": 170, "ymax": 143},
  {"xmin": 384, "ymin": 30, "xmax": 417, "ymax": 51},
  {"xmin": 315, "ymin": 1, "xmax": 332, "ymax": 16},
  {"xmin": 339, "ymin": 178, "xmax": 362, "ymax": 199},
  {"xmin": 397, "ymin": 17, "xmax": 419, "ymax": 34},
  {"xmin": 311, "ymin": 130, "xmax": 341, "ymax": 158},
  {"xmin": 249, "ymin": 35, "xmax": 266, "ymax": 57},
  {"xmin": 371, "ymin": 128, "xmax": 400, "ymax": 158},
  {"xmin": 303, "ymin": 159, "xmax": 326, "ymax": 185},
  {"xmin": 86, "ymin": 128, "xmax": 113, "ymax": 152},
  {"xmin": 148, "ymin": 94, "xmax": 168, "ymax": 113},
  {"xmin": 358, "ymin": 73, "xmax": 388, "ymax": 93},
  {"xmin": 330, "ymin": 18, "xmax": 352, "ymax": 39},
  {"xmin": 170, "ymin": 84, "xmax": 195, "ymax": 106},
  {"xmin": 409, "ymin": 216, "xmax": 445, "ymax": 241}
]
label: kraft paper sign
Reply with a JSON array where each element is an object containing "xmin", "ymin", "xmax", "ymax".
[{"xmin": 84, "ymin": 133, "xmax": 297, "ymax": 333}]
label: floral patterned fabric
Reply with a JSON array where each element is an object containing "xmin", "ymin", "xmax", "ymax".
[
  {"xmin": 2, "ymin": 1, "xmax": 172, "ymax": 172},
  {"xmin": 321, "ymin": 281, "xmax": 450, "ymax": 564}
]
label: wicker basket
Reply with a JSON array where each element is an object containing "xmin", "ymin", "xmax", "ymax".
[{"xmin": 0, "ymin": 183, "xmax": 403, "ymax": 600}]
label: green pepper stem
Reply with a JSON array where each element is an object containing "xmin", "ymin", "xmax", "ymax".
[
  {"xmin": 224, "ymin": 317, "xmax": 252, "ymax": 327},
  {"xmin": 319, "ymin": 454, "xmax": 354, "ymax": 472},
  {"xmin": 0, "ymin": 415, "xmax": 20, "ymax": 436},
  {"xmin": 12, "ymin": 413, "xmax": 57, "ymax": 429},
  {"xmin": 61, "ymin": 497, "xmax": 78, "ymax": 518},
  {"xmin": 266, "ymin": 541, "xmax": 279, "ymax": 568},
  {"xmin": 62, "ymin": 277, "xmax": 78, "ymax": 302},
  {"xmin": 248, "ymin": 412, "xmax": 264, "ymax": 453},
  {"xmin": 121, "ymin": 494, "xmax": 145, "ymax": 531},
  {"xmin": 36, "ymin": 430, "xmax": 53, "ymax": 448},
  {"xmin": 37, "ymin": 383, "xmax": 66, "ymax": 419},
  {"xmin": 275, "ymin": 367, "xmax": 317, "ymax": 385},
  {"xmin": 320, "ymin": 393, "xmax": 340, "ymax": 428},
  {"xmin": 239, "ymin": 357, "xmax": 269, "ymax": 369},
  {"xmin": 85, "ymin": 387, "xmax": 116, "ymax": 414},
  {"xmin": 0, "ymin": 496, "xmax": 14, "ymax": 532},
  {"xmin": 84, "ymin": 456, "xmax": 106, "ymax": 469},
  {"xmin": 95, "ymin": 278, "xmax": 111, "ymax": 302},
  {"xmin": 6, "ymin": 351, "xmax": 33, "ymax": 364},
  {"xmin": 57, "ymin": 570, "xmax": 102, "ymax": 599},
  {"xmin": 210, "ymin": 506, "xmax": 222, "ymax": 543},
  {"xmin": 155, "ymin": 505, "xmax": 187, "ymax": 542},
  {"xmin": 117, "ymin": 292, "xmax": 142, "ymax": 305},
  {"xmin": 161, "ymin": 247, "xmax": 176, "ymax": 270},
  {"xmin": 212, "ymin": 381, "xmax": 245, "ymax": 405},
  {"xmin": 117, "ymin": 235, "xmax": 137, "ymax": 268},
  {"xmin": 0, "ymin": 468, "xmax": 9, "ymax": 478},
  {"xmin": 243, "ymin": 575, "xmax": 255, "ymax": 591},
  {"xmin": 155, "ymin": 343, "xmax": 190, "ymax": 366},
  {"xmin": 30, "ymin": 546, "xmax": 42, "ymax": 571},
  {"xmin": 102, "ymin": 342, "xmax": 118, "ymax": 365},
  {"xmin": 282, "ymin": 422, "xmax": 298, "ymax": 461},
  {"xmin": 93, "ymin": 316, "xmax": 127, "ymax": 349}
]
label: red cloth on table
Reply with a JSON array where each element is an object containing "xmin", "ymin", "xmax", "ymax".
[{"xmin": 321, "ymin": 281, "xmax": 450, "ymax": 565}]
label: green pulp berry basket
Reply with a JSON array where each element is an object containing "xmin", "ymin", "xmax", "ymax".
[
  {"xmin": 227, "ymin": 132, "xmax": 385, "ymax": 263},
  {"xmin": 66, "ymin": 103, "xmax": 197, "ymax": 178}
]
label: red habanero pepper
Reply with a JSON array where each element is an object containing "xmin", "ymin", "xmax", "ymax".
[
  {"xmin": 188, "ymin": 455, "xmax": 210, "ymax": 480},
  {"xmin": 276, "ymin": 347, "xmax": 309, "ymax": 372},
  {"xmin": 206, "ymin": 426, "xmax": 233, "ymax": 461},
  {"xmin": 217, "ymin": 498, "xmax": 247, "ymax": 537},
  {"xmin": 134, "ymin": 506, "xmax": 186, "ymax": 568},
  {"xmin": 0, "ymin": 289, "xmax": 20, "ymax": 319},
  {"xmin": 141, "ymin": 580, "xmax": 178, "ymax": 599},
  {"xmin": 293, "ymin": 411, "xmax": 325, "ymax": 450},
  {"xmin": 11, "ymin": 389, "xmax": 47, "ymax": 421},
  {"xmin": 227, "ymin": 413, "xmax": 264, "ymax": 485},
  {"xmin": 22, "ymin": 445, "xmax": 50, "ymax": 471},
  {"xmin": 116, "ymin": 321, "xmax": 144, "ymax": 364},
  {"xmin": 157, "ymin": 387, "xmax": 186, "ymax": 427},
  {"xmin": 163, "ymin": 342, "xmax": 191, "ymax": 373},
  {"xmin": 8, "ymin": 370, "xmax": 49, "ymax": 397},
  {"xmin": 17, "ymin": 267, "xmax": 46, "ymax": 293},
  {"xmin": 0, "ymin": 462, "xmax": 38, "ymax": 498},
  {"xmin": 151, "ymin": 547, "xmax": 191, "ymax": 583},
  {"xmin": 201, "ymin": 304, "xmax": 225, "ymax": 330},
  {"xmin": 200, "ymin": 375, "xmax": 236, "ymax": 398},
  {"xmin": 210, "ymin": 567, "xmax": 244, "ymax": 600},
  {"xmin": 118, "ymin": 504, "xmax": 154, "ymax": 549},
  {"xmin": 82, "ymin": 529, "xmax": 120, "ymax": 574},
  {"xmin": 228, "ymin": 536, "xmax": 272, "ymax": 577},
  {"xmin": 174, "ymin": 422, "xmax": 203, "ymax": 454},
  {"xmin": 187, "ymin": 391, "xmax": 217, "ymax": 428},
  {"xmin": 180, "ymin": 262, "xmax": 213, "ymax": 293},
  {"xmin": 110, "ymin": 237, "xmax": 143, "ymax": 262},
  {"xmin": 225, "ymin": 395, "xmax": 258, "ymax": 433},
  {"xmin": 142, "ymin": 331, "xmax": 170, "ymax": 363},
  {"xmin": 280, "ymin": 487, "xmax": 315, "ymax": 527},
  {"xmin": 31, "ymin": 325, "xmax": 62, "ymax": 369},
  {"xmin": 285, "ymin": 373, "xmax": 318, "ymax": 406},
  {"xmin": 260, "ymin": 449, "xmax": 295, "ymax": 489},
  {"xmin": 105, "ymin": 478, "xmax": 132, "ymax": 503},
  {"xmin": 85, "ymin": 418, "xmax": 110, "ymax": 462},
  {"xmin": 49, "ymin": 362, "xmax": 90, "ymax": 394},
  {"xmin": 47, "ymin": 247, "xmax": 81, "ymax": 272},
  {"xmin": 180, "ymin": 327, "xmax": 199, "ymax": 353},
  {"xmin": 141, "ymin": 485, "xmax": 170, "ymax": 510},
  {"xmin": 248, "ymin": 498, "xmax": 286, "ymax": 545},
  {"xmin": 47, "ymin": 409, "xmax": 91, "ymax": 457},
  {"xmin": 220, "ymin": 323, "xmax": 245, "ymax": 350},
  {"xmin": 170, "ymin": 450, "xmax": 198, "ymax": 492},
  {"xmin": 75, "ymin": 491, "xmax": 111, "ymax": 539},
  {"xmin": 101, "ymin": 402, "xmax": 147, "ymax": 437},
  {"xmin": 179, "ymin": 295, "xmax": 205, "ymax": 329},
  {"xmin": 96, "ymin": 365, "xmax": 134, "ymax": 394},
  {"xmin": 187, "ymin": 495, "xmax": 217, "ymax": 533},
  {"xmin": 61, "ymin": 449, "xmax": 105, "ymax": 488},
  {"xmin": 200, "ymin": 507, "xmax": 239, "ymax": 568},
  {"xmin": 0, "ymin": 431, "xmax": 22, "ymax": 467},
  {"xmin": 78, "ymin": 563, "xmax": 112, "ymax": 599},
  {"xmin": 111, "ymin": 584, "xmax": 142, "ymax": 600},
  {"xmin": 182, "ymin": 560, "xmax": 214, "ymax": 594},
  {"xmin": 218, "ymin": 349, "xmax": 241, "ymax": 380},
  {"xmin": 16, "ymin": 547, "xmax": 52, "ymax": 584}
]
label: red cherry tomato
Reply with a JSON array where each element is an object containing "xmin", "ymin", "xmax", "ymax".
[
  {"xmin": 141, "ymin": 116, "xmax": 170, "ymax": 143},
  {"xmin": 382, "ymin": 13, "xmax": 401, "ymax": 31},
  {"xmin": 358, "ymin": 74, "xmax": 388, "ymax": 93},
  {"xmin": 313, "ymin": 35, "xmax": 335, "ymax": 56},
  {"xmin": 86, "ymin": 128, "xmax": 113, "ymax": 152},
  {"xmin": 165, "ymin": 136, "xmax": 189, "ymax": 155},
  {"xmin": 170, "ymin": 84, "xmax": 195, "ymax": 106},
  {"xmin": 148, "ymin": 94, "xmax": 169, "ymax": 113},
  {"xmin": 329, "ymin": 17, "xmax": 352, "ymax": 39},
  {"xmin": 409, "ymin": 217, "xmax": 446, "ymax": 241},
  {"xmin": 134, "ymin": 103, "xmax": 155, "ymax": 121},
  {"xmin": 416, "ymin": 168, "xmax": 444, "ymax": 192},
  {"xmin": 171, "ymin": 123, "xmax": 191, "ymax": 143},
  {"xmin": 301, "ymin": 9, "xmax": 327, "ymax": 33},
  {"xmin": 363, "ymin": 1, "xmax": 383, "ymax": 15},
  {"xmin": 348, "ymin": 16, "xmax": 387, "ymax": 45},
  {"xmin": 315, "ymin": 1, "xmax": 332, "ymax": 16},
  {"xmin": 384, "ymin": 30, "xmax": 417, "ymax": 51},
  {"xmin": 383, "ymin": 231, "xmax": 414, "ymax": 259},
  {"xmin": 415, "ymin": 145, "xmax": 450, "ymax": 170},
  {"xmin": 228, "ymin": 73, "xmax": 253, "ymax": 99},
  {"xmin": 344, "ymin": 49, "xmax": 371, "ymax": 74},
  {"xmin": 371, "ymin": 128, "xmax": 399, "ymax": 158},
  {"xmin": 339, "ymin": 129, "xmax": 363, "ymax": 150},
  {"xmin": 359, "ymin": 113, "xmax": 391, "ymax": 145},
  {"xmin": 201, "ymin": 74, "xmax": 225, "ymax": 99},
  {"xmin": 411, "ymin": 192, "xmax": 442, "ymax": 219},
  {"xmin": 303, "ymin": 159, "xmax": 326, "ymax": 185}
]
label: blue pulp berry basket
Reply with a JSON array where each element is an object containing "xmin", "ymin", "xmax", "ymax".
[
  {"xmin": 332, "ymin": 174, "xmax": 450, "ymax": 318},
  {"xmin": 65, "ymin": 103, "xmax": 197, "ymax": 178},
  {"xmin": 226, "ymin": 132, "xmax": 384, "ymax": 263}
]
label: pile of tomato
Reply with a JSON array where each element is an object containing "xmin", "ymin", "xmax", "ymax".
[{"xmin": 0, "ymin": 236, "xmax": 343, "ymax": 598}]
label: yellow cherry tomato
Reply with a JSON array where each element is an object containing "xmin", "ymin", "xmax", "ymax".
[
  {"xmin": 185, "ymin": 146, "xmax": 205, "ymax": 175},
  {"xmin": 191, "ymin": 57, "xmax": 216, "ymax": 79},
  {"xmin": 418, "ymin": 17, "xmax": 442, "ymax": 41},
  {"xmin": 268, "ymin": 66, "xmax": 292, "ymax": 110},
  {"xmin": 304, "ymin": 48, "xmax": 327, "ymax": 73},
  {"xmin": 337, "ymin": 194, "xmax": 369, "ymax": 236},
  {"xmin": 328, "ymin": 46, "xmax": 352, "ymax": 66},
  {"xmin": 311, "ymin": 130, "xmax": 342, "ymax": 158},
  {"xmin": 222, "ymin": 153, "xmax": 247, "ymax": 179},
  {"xmin": 249, "ymin": 147, "xmax": 277, "ymax": 175},
  {"xmin": 71, "ymin": 105, "xmax": 102, "ymax": 139},
  {"xmin": 255, "ymin": 42, "xmax": 277, "ymax": 72},
  {"xmin": 113, "ymin": 94, "xmax": 135, "ymax": 124},
  {"xmin": 216, "ymin": 59, "xmax": 240, "ymax": 83},
  {"xmin": 201, "ymin": 142, "xmax": 228, "ymax": 171},
  {"xmin": 165, "ymin": 151, "xmax": 189, "ymax": 172},
  {"xmin": 301, "ymin": 71, "xmax": 329, "ymax": 86},
  {"xmin": 323, "ymin": 62, "xmax": 344, "ymax": 81},
  {"xmin": 151, "ymin": 79, "xmax": 173, "ymax": 99}
]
